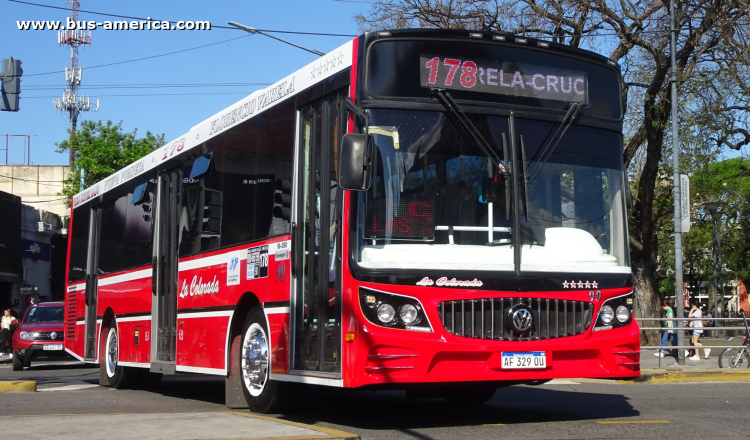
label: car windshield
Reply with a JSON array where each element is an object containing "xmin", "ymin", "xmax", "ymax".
[
  {"xmin": 24, "ymin": 306, "xmax": 64, "ymax": 323},
  {"xmin": 353, "ymin": 108, "xmax": 629, "ymax": 273}
]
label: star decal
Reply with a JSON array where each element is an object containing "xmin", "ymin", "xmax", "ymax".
[
  {"xmin": 337, "ymin": 52, "xmax": 344, "ymax": 65},
  {"xmin": 311, "ymin": 68, "xmax": 317, "ymax": 79},
  {"xmin": 592, "ymin": 281, "xmax": 598, "ymax": 288},
  {"xmin": 562, "ymin": 280, "xmax": 570, "ymax": 288},
  {"xmin": 585, "ymin": 281, "xmax": 591, "ymax": 288},
  {"xmin": 577, "ymin": 280, "xmax": 584, "ymax": 288}
]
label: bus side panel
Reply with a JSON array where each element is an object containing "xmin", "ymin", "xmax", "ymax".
[
  {"xmin": 176, "ymin": 315, "xmax": 231, "ymax": 370},
  {"xmin": 116, "ymin": 320, "xmax": 151, "ymax": 365},
  {"xmin": 97, "ymin": 268, "xmax": 153, "ymax": 319},
  {"xmin": 97, "ymin": 269, "xmax": 153, "ymax": 365},
  {"xmin": 266, "ymin": 311, "xmax": 289, "ymax": 374},
  {"xmin": 175, "ymin": 238, "xmax": 291, "ymax": 372}
]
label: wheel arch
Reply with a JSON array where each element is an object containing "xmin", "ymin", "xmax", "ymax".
[{"xmin": 227, "ymin": 291, "xmax": 262, "ymax": 370}]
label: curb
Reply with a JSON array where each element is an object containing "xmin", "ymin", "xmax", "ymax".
[
  {"xmin": 621, "ymin": 369, "xmax": 750, "ymax": 384},
  {"xmin": 0, "ymin": 381, "xmax": 37, "ymax": 392}
]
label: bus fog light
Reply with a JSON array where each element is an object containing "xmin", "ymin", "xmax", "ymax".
[
  {"xmin": 616, "ymin": 305, "xmax": 630, "ymax": 323},
  {"xmin": 399, "ymin": 304, "xmax": 419, "ymax": 325},
  {"xmin": 365, "ymin": 295, "xmax": 377, "ymax": 305},
  {"xmin": 377, "ymin": 303, "xmax": 396, "ymax": 323},
  {"xmin": 600, "ymin": 305, "xmax": 614, "ymax": 324}
]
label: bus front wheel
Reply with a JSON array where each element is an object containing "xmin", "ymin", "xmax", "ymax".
[{"xmin": 240, "ymin": 307, "xmax": 285, "ymax": 413}]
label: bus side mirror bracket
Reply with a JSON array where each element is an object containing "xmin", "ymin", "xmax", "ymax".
[{"xmin": 339, "ymin": 134, "xmax": 374, "ymax": 191}]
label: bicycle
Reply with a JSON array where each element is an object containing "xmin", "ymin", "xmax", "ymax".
[{"xmin": 718, "ymin": 313, "xmax": 750, "ymax": 369}]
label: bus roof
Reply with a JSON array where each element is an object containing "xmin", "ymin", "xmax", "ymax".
[{"xmin": 72, "ymin": 38, "xmax": 355, "ymax": 208}]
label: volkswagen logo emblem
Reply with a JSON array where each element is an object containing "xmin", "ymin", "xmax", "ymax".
[
  {"xmin": 507, "ymin": 304, "xmax": 534, "ymax": 334},
  {"xmin": 50, "ymin": 331, "xmax": 58, "ymax": 340}
]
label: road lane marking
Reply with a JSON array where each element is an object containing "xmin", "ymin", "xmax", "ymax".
[
  {"xmin": 598, "ymin": 420, "xmax": 671, "ymax": 424},
  {"xmin": 545, "ymin": 380, "xmax": 580, "ymax": 385},
  {"xmin": 38, "ymin": 384, "xmax": 101, "ymax": 392}
]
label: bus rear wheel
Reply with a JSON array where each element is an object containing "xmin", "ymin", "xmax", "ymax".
[
  {"xmin": 102, "ymin": 322, "xmax": 136, "ymax": 389},
  {"xmin": 240, "ymin": 307, "xmax": 285, "ymax": 413}
]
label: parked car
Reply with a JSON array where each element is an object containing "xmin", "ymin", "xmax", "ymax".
[{"xmin": 12, "ymin": 302, "xmax": 73, "ymax": 371}]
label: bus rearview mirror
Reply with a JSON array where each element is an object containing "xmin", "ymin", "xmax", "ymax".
[
  {"xmin": 190, "ymin": 152, "xmax": 214, "ymax": 180},
  {"xmin": 339, "ymin": 134, "xmax": 373, "ymax": 191}
]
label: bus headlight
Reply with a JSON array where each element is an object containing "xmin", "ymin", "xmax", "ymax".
[
  {"xmin": 600, "ymin": 305, "xmax": 614, "ymax": 324},
  {"xmin": 377, "ymin": 303, "xmax": 396, "ymax": 323},
  {"xmin": 616, "ymin": 305, "xmax": 630, "ymax": 323},
  {"xmin": 359, "ymin": 288, "xmax": 433, "ymax": 332},
  {"xmin": 399, "ymin": 304, "xmax": 420, "ymax": 325}
]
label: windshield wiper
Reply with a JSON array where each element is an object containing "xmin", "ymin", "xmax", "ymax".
[
  {"xmin": 431, "ymin": 88, "xmax": 506, "ymax": 174},
  {"xmin": 520, "ymin": 135, "xmax": 530, "ymax": 221},
  {"xmin": 528, "ymin": 101, "xmax": 582, "ymax": 181}
]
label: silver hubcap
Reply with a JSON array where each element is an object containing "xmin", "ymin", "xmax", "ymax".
[
  {"xmin": 106, "ymin": 327, "xmax": 117, "ymax": 378},
  {"xmin": 241, "ymin": 323, "xmax": 268, "ymax": 397}
]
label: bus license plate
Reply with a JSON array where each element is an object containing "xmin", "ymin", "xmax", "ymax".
[
  {"xmin": 43, "ymin": 344, "xmax": 63, "ymax": 351},
  {"xmin": 501, "ymin": 351, "xmax": 546, "ymax": 369}
]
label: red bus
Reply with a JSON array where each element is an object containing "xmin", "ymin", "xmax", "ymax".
[{"xmin": 64, "ymin": 29, "xmax": 639, "ymax": 412}]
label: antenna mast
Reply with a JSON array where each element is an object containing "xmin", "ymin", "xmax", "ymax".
[{"xmin": 54, "ymin": 0, "xmax": 99, "ymax": 164}]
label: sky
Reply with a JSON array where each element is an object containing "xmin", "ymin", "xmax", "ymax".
[{"xmin": 1, "ymin": 0, "xmax": 365, "ymax": 165}]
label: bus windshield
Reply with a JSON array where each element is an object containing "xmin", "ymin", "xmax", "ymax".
[{"xmin": 354, "ymin": 108, "xmax": 629, "ymax": 273}]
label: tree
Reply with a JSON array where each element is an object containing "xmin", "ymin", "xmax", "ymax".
[
  {"xmin": 354, "ymin": 0, "xmax": 750, "ymax": 332},
  {"xmin": 57, "ymin": 120, "xmax": 164, "ymax": 205}
]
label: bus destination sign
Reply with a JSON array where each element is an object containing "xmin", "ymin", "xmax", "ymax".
[{"xmin": 420, "ymin": 55, "xmax": 588, "ymax": 103}]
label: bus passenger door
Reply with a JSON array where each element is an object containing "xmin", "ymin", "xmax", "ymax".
[
  {"xmin": 83, "ymin": 206, "xmax": 102, "ymax": 360},
  {"xmin": 293, "ymin": 93, "xmax": 344, "ymax": 374},
  {"xmin": 151, "ymin": 168, "xmax": 181, "ymax": 373}
]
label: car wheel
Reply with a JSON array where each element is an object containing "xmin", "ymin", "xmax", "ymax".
[
  {"xmin": 102, "ymin": 323, "xmax": 135, "ymax": 389},
  {"xmin": 240, "ymin": 307, "xmax": 286, "ymax": 413},
  {"xmin": 12, "ymin": 354, "xmax": 23, "ymax": 371}
]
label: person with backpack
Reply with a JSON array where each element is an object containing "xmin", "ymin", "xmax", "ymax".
[{"xmin": 656, "ymin": 299, "xmax": 678, "ymax": 357}]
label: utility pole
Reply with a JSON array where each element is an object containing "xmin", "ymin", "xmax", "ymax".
[
  {"xmin": 670, "ymin": 0, "xmax": 686, "ymax": 365},
  {"xmin": 53, "ymin": 0, "xmax": 99, "ymax": 165}
]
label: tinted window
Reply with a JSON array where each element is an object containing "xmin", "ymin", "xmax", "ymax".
[
  {"xmin": 221, "ymin": 98, "xmax": 294, "ymax": 246},
  {"xmin": 68, "ymin": 206, "xmax": 89, "ymax": 282}
]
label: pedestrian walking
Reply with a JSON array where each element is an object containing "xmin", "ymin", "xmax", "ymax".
[
  {"xmin": 0, "ymin": 308, "xmax": 17, "ymax": 357},
  {"xmin": 688, "ymin": 301, "xmax": 709, "ymax": 361},
  {"xmin": 655, "ymin": 299, "xmax": 678, "ymax": 357}
]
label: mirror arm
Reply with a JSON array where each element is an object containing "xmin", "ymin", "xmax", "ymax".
[{"xmin": 344, "ymin": 98, "xmax": 369, "ymax": 130}]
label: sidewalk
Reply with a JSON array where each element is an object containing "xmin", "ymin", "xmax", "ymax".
[
  {"xmin": 0, "ymin": 411, "xmax": 359, "ymax": 440},
  {"xmin": 634, "ymin": 342, "xmax": 750, "ymax": 383}
]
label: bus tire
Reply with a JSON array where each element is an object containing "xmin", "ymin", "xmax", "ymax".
[
  {"xmin": 442, "ymin": 385, "xmax": 497, "ymax": 405},
  {"xmin": 240, "ymin": 307, "xmax": 284, "ymax": 413},
  {"xmin": 102, "ymin": 322, "xmax": 136, "ymax": 389}
]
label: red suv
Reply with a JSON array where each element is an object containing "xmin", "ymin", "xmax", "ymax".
[{"xmin": 12, "ymin": 302, "xmax": 73, "ymax": 371}]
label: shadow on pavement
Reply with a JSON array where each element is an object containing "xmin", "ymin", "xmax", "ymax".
[{"xmin": 275, "ymin": 385, "xmax": 638, "ymax": 430}]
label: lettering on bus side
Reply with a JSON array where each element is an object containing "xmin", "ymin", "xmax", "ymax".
[{"xmin": 178, "ymin": 275, "xmax": 220, "ymax": 299}]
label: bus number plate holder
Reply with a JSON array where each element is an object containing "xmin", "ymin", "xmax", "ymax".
[{"xmin": 501, "ymin": 351, "xmax": 546, "ymax": 369}]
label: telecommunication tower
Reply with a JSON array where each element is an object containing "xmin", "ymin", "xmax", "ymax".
[{"xmin": 53, "ymin": 0, "xmax": 99, "ymax": 164}]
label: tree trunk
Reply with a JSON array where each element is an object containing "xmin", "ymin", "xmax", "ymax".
[{"xmin": 632, "ymin": 259, "xmax": 661, "ymax": 346}]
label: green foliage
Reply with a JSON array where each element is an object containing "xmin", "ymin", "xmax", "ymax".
[{"xmin": 56, "ymin": 120, "xmax": 164, "ymax": 206}]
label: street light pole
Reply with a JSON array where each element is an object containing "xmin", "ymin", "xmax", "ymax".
[{"xmin": 669, "ymin": 0, "xmax": 686, "ymax": 365}]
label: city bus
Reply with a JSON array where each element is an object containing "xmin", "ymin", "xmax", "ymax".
[{"xmin": 64, "ymin": 29, "xmax": 639, "ymax": 413}]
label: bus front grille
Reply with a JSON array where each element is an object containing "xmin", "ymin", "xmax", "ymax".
[{"xmin": 438, "ymin": 298, "xmax": 593, "ymax": 341}]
